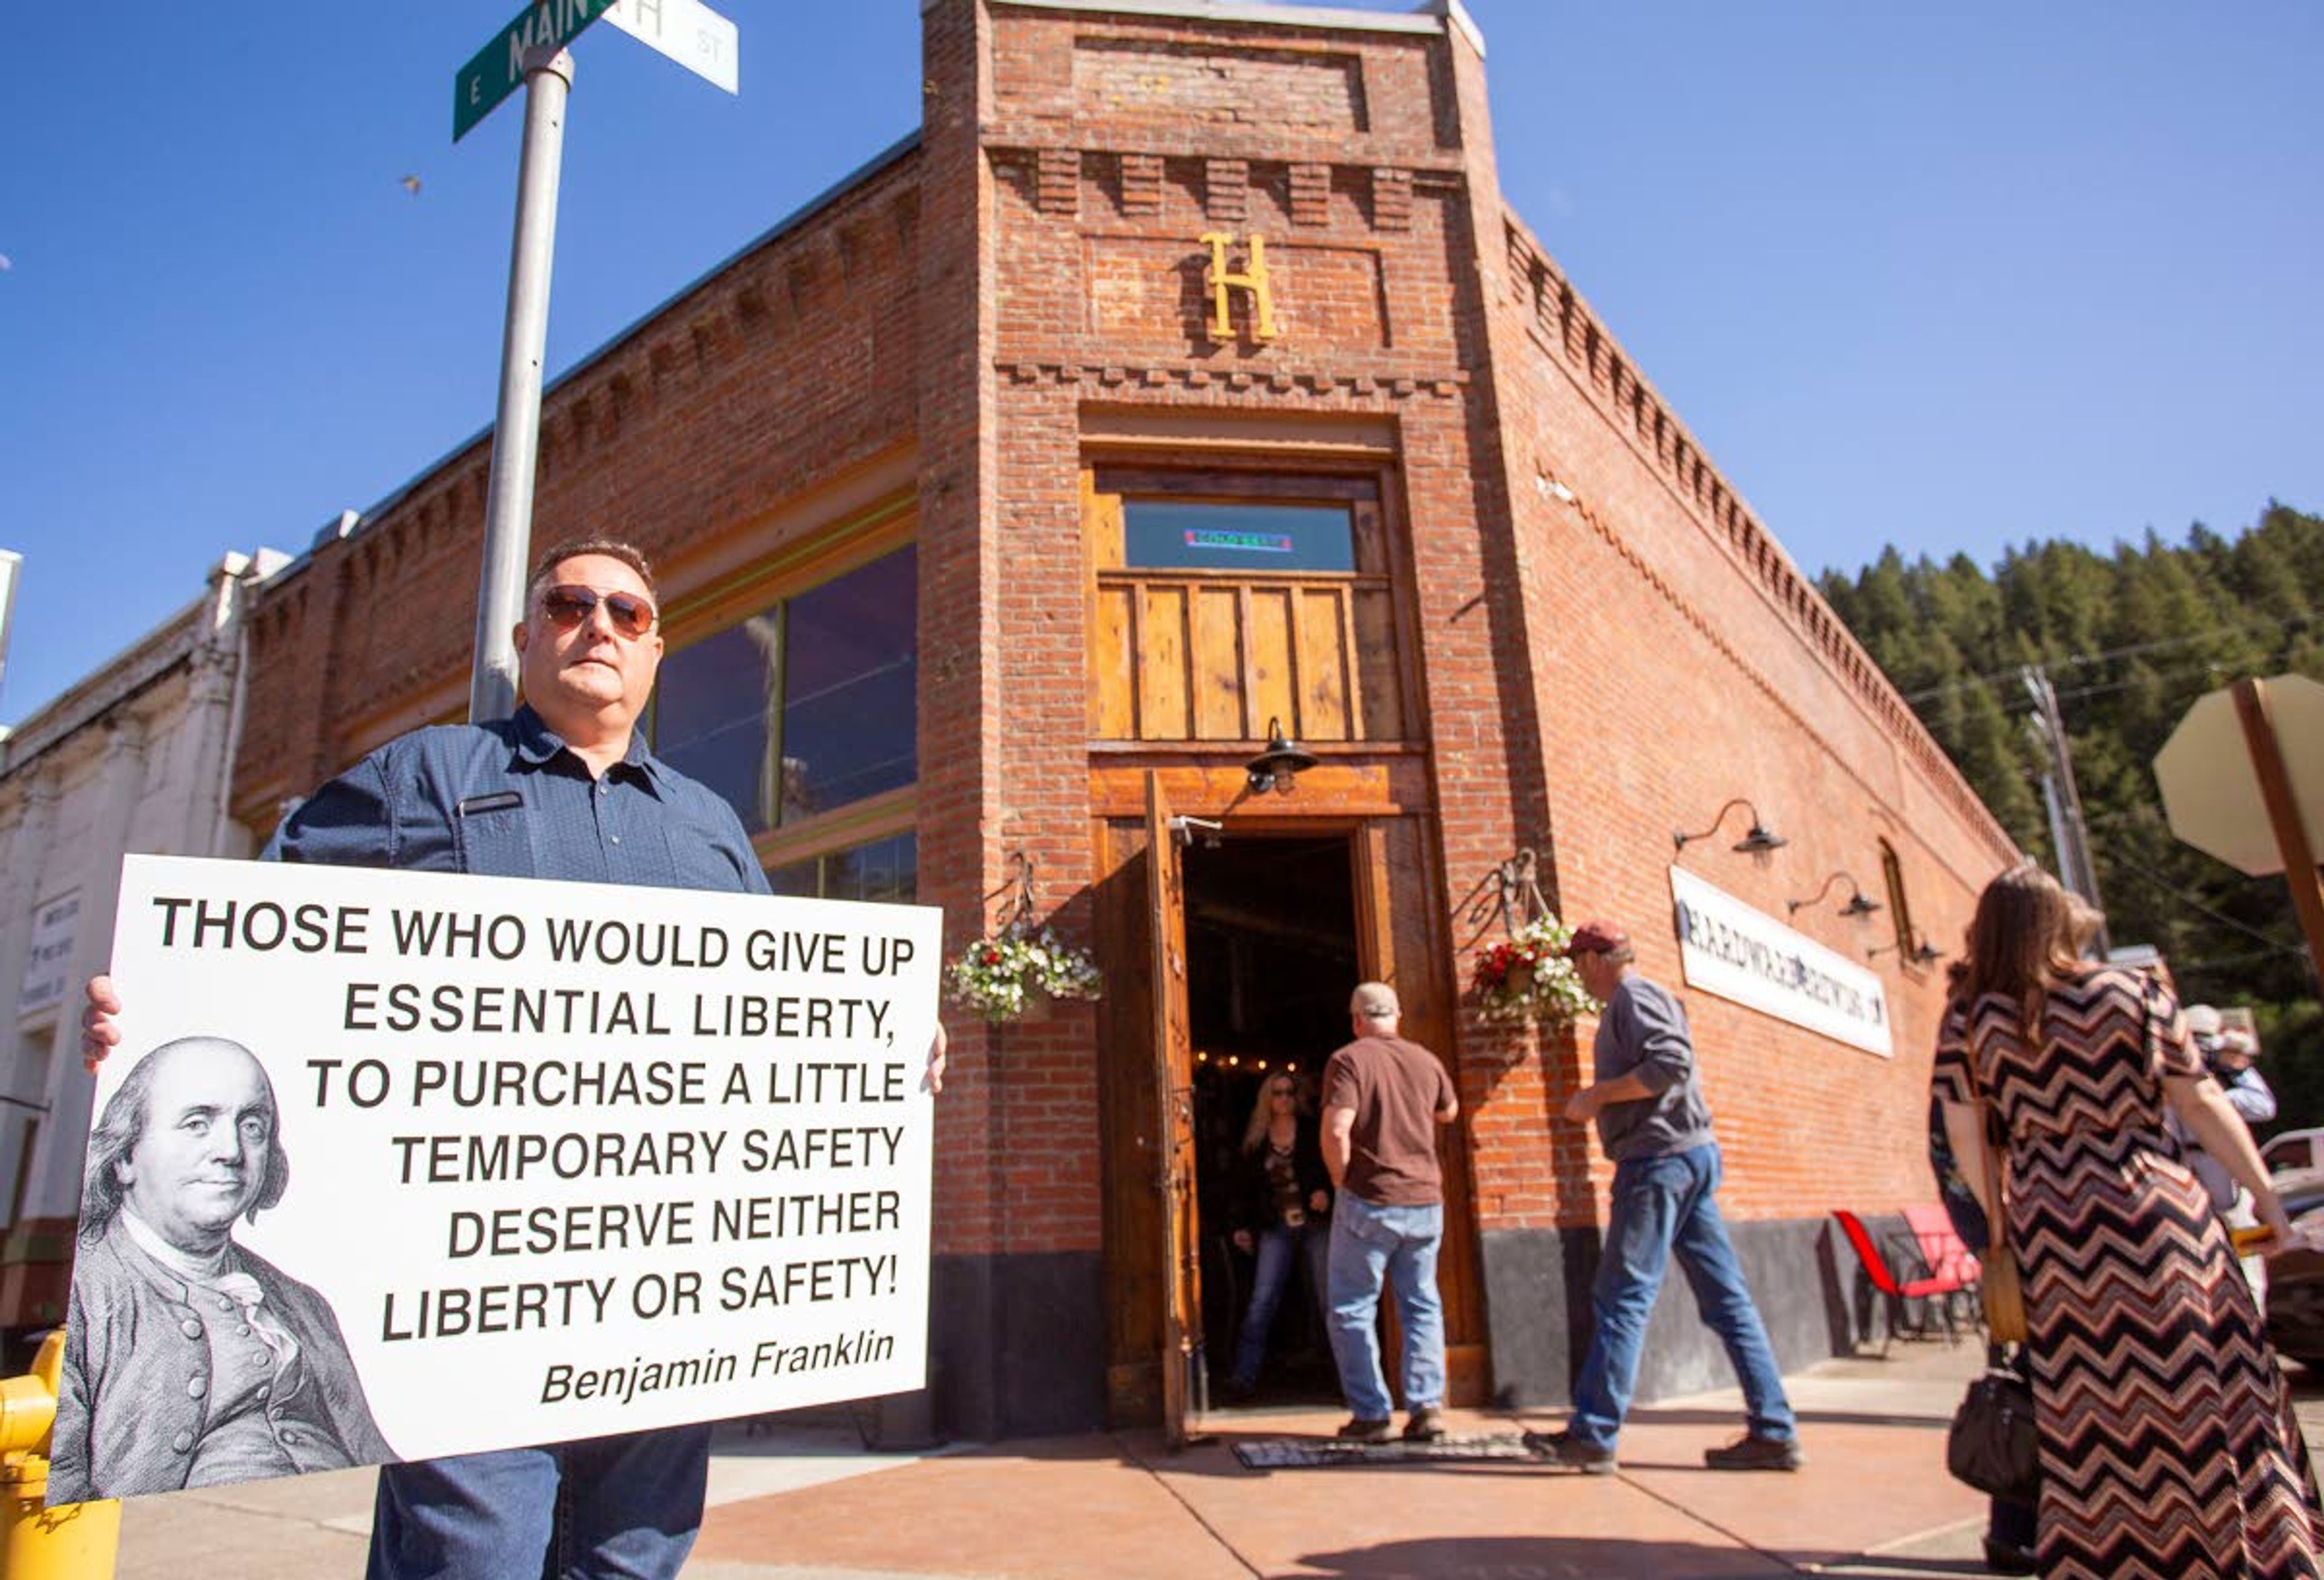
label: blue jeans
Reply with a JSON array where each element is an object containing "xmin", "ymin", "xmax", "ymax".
[
  {"xmin": 366, "ymin": 1427, "xmax": 709, "ymax": 1580},
  {"xmin": 1325, "ymin": 1195, "xmax": 1446, "ymax": 1421},
  {"xmin": 1568, "ymin": 1142, "xmax": 1795, "ymax": 1451},
  {"xmin": 1233, "ymin": 1222, "xmax": 1328, "ymax": 1386}
]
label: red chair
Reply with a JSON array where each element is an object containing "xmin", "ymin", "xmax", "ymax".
[
  {"xmin": 1831, "ymin": 1208, "xmax": 1972, "ymax": 1352},
  {"xmin": 1902, "ymin": 1203, "xmax": 1981, "ymax": 1285}
]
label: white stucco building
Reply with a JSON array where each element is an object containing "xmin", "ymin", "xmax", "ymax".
[{"xmin": 0, "ymin": 547, "xmax": 288, "ymax": 1345}]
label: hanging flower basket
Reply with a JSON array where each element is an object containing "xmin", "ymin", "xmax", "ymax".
[
  {"xmin": 946, "ymin": 920, "xmax": 1104, "ymax": 1024},
  {"xmin": 1469, "ymin": 916, "xmax": 1593, "ymax": 1025}
]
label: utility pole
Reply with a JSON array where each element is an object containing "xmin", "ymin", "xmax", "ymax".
[{"xmin": 2023, "ymin": 663, "xmax": 2109, "ymax": 954}]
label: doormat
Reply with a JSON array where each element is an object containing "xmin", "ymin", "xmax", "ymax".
[{"xmin": 1232, "ymin": 1433, "xmax": 1541, "ymax": 1469}]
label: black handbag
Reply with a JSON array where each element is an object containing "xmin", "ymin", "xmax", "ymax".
[{"xmin": 1946, "ymin": 1364, "xmax": 2039, "ymax": 1504}]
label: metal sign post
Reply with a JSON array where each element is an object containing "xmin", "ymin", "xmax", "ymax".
[
  {"xmin": 451, "ymin": 0, "xmax": 738, "ymax": 723},
  {"xmin": 2231, "ymin": 677, "xmax": 2324, "ymax": 989},
  {"xmin": 468, "ymin": 47, "xmax": 574, "ymax": 724}
]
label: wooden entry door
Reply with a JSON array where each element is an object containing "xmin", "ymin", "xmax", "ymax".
[
  {"xmin": 1145, "ymin": 773, "xmax": 1203, "ymax": 1448},
  {"xmin": 1093, "ymin": 793, "xmax": 1487, "ymax": 1424}
]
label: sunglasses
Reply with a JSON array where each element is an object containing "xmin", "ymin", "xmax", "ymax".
[{"xmin": 538, "ymin": 584, "xmax": 657, "ymax": 639}]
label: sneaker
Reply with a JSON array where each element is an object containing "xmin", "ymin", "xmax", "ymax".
[
  {"xmin": 1522, "ymin": 1428, "xmax": 1617, "ymax": 1473},
  {"xmin": 1335, "ymin": 1416, "xmax": 1393, "ymax": 1444},
  {"xmin": 1702, "ymin": 1433, "xmax": 1804, "ymax": 1471},
  {"xmin": 1401, "ymin": 1405, "xmax": 1447, "ymax": 1443}
]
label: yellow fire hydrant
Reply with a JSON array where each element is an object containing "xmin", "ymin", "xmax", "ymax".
[{"xmin": 0, "ymin": 1332, "xmax": 120, "ymax": 1578}]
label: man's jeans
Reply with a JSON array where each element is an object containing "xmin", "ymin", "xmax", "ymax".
[
  {"xmin": 1568, "ymin": 1141, "xmax": 1795, "ymax": 1451},
  {"xmin": 1325, "ymin": 1195, "xmax": 1446, "ymax": 1421},
  {"xmin": 366, "ymin": 1427, "xmax": 708, "ymax": 1580},
  {"xmin": 1233, "ymin": 1221, "xmax": 1328, "ymax": 1386}
]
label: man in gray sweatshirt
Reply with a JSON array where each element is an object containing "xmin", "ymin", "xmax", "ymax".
[{"xmin": 1525, "ymin": 919, "xmax": 1802, "ymax": 1474}]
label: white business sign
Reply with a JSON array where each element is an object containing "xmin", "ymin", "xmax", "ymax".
[
  {"xmin": 605, "ymin": 0, "xmax": 739, "ymax": 93},
  {"xmin": 54, "ymin": 854, "xmax": 939, "ymax": 1504},
  {"xmin": 19, "ymin": 889, "xmax": 79, "ymax": 1021},
  {"xmin": 1668, "ymin": 867, "xmax": 1892, "ymax": 1057}
]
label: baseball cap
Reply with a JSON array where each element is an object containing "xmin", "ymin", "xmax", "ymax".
[
  {"xmin": 1349, "ymin": 982, "xmax": 1400, "ymax": 1017},
  {"xmin": 1562, "ymin": 919, "xmax": 1630, "ymax": 957},
  {"xmin": 2185, "ymin": 1005, "xmax": 2224, "ymax": 1037}
]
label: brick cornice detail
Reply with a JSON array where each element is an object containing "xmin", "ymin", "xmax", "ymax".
[
  {"xmin": 999, "ymin": 359, "xmax": 1461, "ymax": 398},
  {"xmin": 1035, "ymin": 147, "xmax": 1082, "ymax": 215},
  {"xmin": 993, "ymin": 145, "xmax": 1459, "ymax": 231},
  {"xmin": 1504, "ymin": 215, "xmax": 2016, "ymax": 866}
]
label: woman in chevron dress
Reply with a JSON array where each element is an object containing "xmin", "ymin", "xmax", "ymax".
[{"xmin": 1934, "ymin": 865, "xmax": 2319, "ymax": 1579}]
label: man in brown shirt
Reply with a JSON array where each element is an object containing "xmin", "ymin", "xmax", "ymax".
[{"xmin": 1319, "ymin": 982, "xmax": 1459, "ymax": 1443}]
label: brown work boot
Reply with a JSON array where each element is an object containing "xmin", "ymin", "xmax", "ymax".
[
  {"xmin": 1523, "ymin": 1428, "xmax": 1617, "ymax": 1474},
  {"xmin": 1702, "ymin": 1433, "xmax": 1804, "ymax": 1471},
  {"xmin": 1334, "ymin": 1416, "xmax": 1393, "ymax": 1444},
  {"xmin": 1401, "ymin": 1405, "xmax": 1446, "ymax": 1443}
]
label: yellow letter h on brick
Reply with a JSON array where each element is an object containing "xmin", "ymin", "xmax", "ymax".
[{"xmin": 1201, "ymin": 232, "xmax": 1278, "ymax": 343}]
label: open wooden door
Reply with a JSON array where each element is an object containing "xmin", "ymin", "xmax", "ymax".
[{"xmin": 1144, "ymin": 772, "xmax": 1203, "ymax": 1447}]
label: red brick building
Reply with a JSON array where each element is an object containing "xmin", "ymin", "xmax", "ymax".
[{"xmin": 228, "ymin": 0, "xmax": 2017, "ymax": 1438}]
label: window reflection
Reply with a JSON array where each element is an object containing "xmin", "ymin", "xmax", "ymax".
[
  {"xmin": 767, "ymin": 833, "xmax": 917, "ymax": 903},
  {"xmin": 781, "ymin": 551, "xmax": 918, "ymax": 819},
  {"xmin": 654, "ymin": 546, "xmax": 916, "ymax": 835}
]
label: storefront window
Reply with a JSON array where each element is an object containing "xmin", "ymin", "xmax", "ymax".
[
  {"xmin": 767, "ymin": 831, "xmax": 916, "ymax": 903},
  {"xmin": 653, "ymin": 546, "xmax": 917, "ymax": 836}
]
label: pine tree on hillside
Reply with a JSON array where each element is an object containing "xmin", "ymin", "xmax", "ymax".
[{"xmin": 1817, "ymin": 505, "xmax": 2322, "ymax": 1031}]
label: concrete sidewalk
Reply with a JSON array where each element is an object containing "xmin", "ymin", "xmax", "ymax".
[{"xmin": 108, "ymin": 1336, "xmax": 2031, "ymax": 1579}]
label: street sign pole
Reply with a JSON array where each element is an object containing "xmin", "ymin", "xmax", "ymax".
[
  {"xmin": 2233, "ymin": 677, "xmax": 2324, "ymax": 990},
  {"xmin": 470, "ymin": 47, "xmax": 574, "ymax": 724},
  {"xmin": 452, "ymin": 0, "xmax": 735, "ymax": 718}
]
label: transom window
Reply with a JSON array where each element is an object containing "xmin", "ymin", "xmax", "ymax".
[{"xmin": 1121, "ymin": 500, "xmax": 1354, "ymax": 574}]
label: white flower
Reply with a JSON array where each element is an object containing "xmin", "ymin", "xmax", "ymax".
[{"xmin": 947, "ymin": 919, "xmax": 1104, "ymax": 1023}]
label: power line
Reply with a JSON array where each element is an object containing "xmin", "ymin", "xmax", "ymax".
[
  {"xmin": 2166, "ymin": 946, "xmax": 2313, "ymax": 978},
  {"xmin": 2047, "ymin": 656, "xmax": 2255, "ymax": 707},
  {"xmin": 2098, "ymin": 856, "xmax": 2304, "ymax": 956},
  {"xmin": 1899, "ymin": 611, "xmax": 2314, "ymax": 706}
]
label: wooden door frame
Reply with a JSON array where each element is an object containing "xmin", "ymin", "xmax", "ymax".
[{"xmin": 1094, "ymin": 805, "xmax": 1489, "ymax": 1426}]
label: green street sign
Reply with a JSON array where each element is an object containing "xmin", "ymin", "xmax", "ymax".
[{"xmin": 454, "ymin": 0, "xmax": 619, "ymax": 142}]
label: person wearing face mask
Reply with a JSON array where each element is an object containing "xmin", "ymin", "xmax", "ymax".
[
  {"xmin": 1221, "ymin": 1070, "xmax": 1331, "ymax": 1403},
  {"xmin": 51, "ymin": 1036, "xmax": 392, "ymax": 1504}
]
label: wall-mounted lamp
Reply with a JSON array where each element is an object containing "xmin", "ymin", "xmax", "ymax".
[
  {"xmin": 1868, "ymin": 937, "xmax": 1943, "ymax": 966},
  {"xmin": 1673, "ymin": 798, "xmax": 1787, "ymax": 859},
  {"xmin": 1245, "ymin": 716, "xmax": 1317, "ymax": 797},
  {"xmin": 1785, "ymin": 870, "xmax": 1882, "ymax": 921}
]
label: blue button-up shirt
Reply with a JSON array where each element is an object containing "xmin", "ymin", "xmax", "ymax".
[{"xmin": 264, "ymin": 706, "xmax": 769, "ymax": 897}]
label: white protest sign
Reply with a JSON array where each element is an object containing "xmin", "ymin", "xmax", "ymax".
[{"xmin": 58, "ymin": 854, "xmax": 939, "ymax": 1503}]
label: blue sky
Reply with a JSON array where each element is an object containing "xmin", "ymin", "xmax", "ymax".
[{"xmin": 2, "ymin": 1, "xmax": 2317, "ymax": 726}]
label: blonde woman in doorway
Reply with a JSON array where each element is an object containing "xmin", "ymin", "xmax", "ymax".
[{"xmin": 1223, "ymin": 1071, "xmax": 1333, "ymax": 1403}]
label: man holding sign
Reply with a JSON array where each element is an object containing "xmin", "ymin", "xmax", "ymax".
[{"xmin": 84, "ymin": 537, "xmax": 945, "ymax": 1580}]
